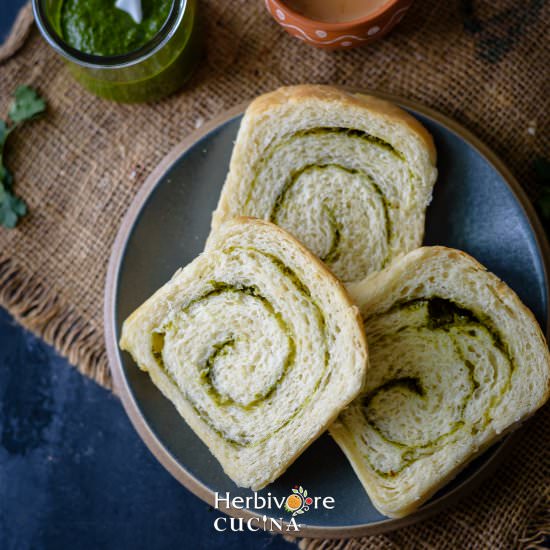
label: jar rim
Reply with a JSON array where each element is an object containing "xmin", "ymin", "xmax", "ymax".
[{"xmin": 32, "ymin": 0, "xmax": 187, "ymax": 69}]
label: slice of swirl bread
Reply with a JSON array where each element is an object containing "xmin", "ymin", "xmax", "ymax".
[
  {"xmin": 120, "ymin": 218, "xmax": 368, "ymax": 490},
  {"xmin": 331, "ymin": 246, "xmax": 550, "ymax": 517},
  {"xmin": 208, "ymin": 85, "xmax": 437, "ymax": 283}
]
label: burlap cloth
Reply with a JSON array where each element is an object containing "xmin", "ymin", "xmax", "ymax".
[{"xmin": 1, "ymin": 1, "xmax": 548, "ymax": 547}]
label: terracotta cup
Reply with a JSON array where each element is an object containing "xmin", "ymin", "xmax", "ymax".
[{"xmin": 265, "ymin": 0, "xmax": 414, "ymax": 50}]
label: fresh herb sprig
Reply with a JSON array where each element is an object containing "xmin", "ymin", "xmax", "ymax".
[{"xmin": 0, "ymin": 86, "xmax": 46, "ymax": 228}]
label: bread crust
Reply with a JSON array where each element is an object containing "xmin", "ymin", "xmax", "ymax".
[{"xmin": 246, "ymin": 85, "xmax": 437, "ymax": 164}]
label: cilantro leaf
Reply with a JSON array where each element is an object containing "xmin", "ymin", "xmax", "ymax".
[
  {"xmin": 0, "ymin": 183, "xmax": 27, "ymax": 228},
  {"xmin": 8, "ymin": 86, "xmax": 46, "ymax": 123},
  {"xmin": 0, "ymin": 165, "xmax": 13, "ymax": 189},
  {"xmin": 0, "ymin": 86, "xmax": 46, "ymax": 228}
]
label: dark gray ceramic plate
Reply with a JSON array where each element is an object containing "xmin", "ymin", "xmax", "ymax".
[{"xmin": 105, "ymin": 96, "xmax": 550, "ymax": 538}]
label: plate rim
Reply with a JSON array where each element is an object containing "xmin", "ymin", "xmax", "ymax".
[{"xmin": 104, "ymin": 92, "xmax": 550, "ymax": 539}]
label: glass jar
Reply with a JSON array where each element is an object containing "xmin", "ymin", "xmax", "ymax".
[{"xmin": 32, "ymin": 0, "xmax": 200, "ymax": 103}]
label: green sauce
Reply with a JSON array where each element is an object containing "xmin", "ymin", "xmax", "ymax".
[
  {"xmin": 61, "ymin": 0, "xmax": 172, "ymax": 56},
  {"xmin": 46, "ymin": 0, "xmax": 200, "ymax": 102}
]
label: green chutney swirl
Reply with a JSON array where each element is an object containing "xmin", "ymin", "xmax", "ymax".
[
  {"xmin": 241, "ymin": 127, "xmax": 412, "ymax": 282},
  {"xmin": 357, "ymin": 298, "xmax": 514, "ymax": 477},
  {"xmin": 151, "ymin": 247, "xmax": 333, "ymax": 448}
]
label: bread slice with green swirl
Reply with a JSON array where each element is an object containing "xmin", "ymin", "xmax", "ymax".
[
  {"xmin": 208, "ymin": 85, "xmax": 437, "ymax": 283},
  {"xmin": 120, "ymin": 217, "xmax": 368, "ymax": 490},
  {"xmin": 332, "ymin": 246, "xmax": 550, "ymax": 518}
]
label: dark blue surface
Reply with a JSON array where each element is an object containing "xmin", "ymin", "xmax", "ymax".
[
  {"xmin": 0, "ymin": 307, "xmax": 295, "ymax": 549},
  {"xmin": 0, "ymin": 0, "xmax": 27, "ymax": 42}
]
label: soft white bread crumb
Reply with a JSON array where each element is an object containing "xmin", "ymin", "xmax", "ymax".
[
  {"xmin": 207, "ymin": 85, "xmax": 437, "ymax": 283},
  {"xmin": 120, "ymin": 218, "xmax": 368, "ymax": 490},
  {"xmin": 332, "ymin": 246, "xmax": 550, "ymax": 517}
]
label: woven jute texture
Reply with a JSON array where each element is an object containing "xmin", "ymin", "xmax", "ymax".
[{"xmin": 0, "ymin": 1, "xmax": 549, "ymax": 547}]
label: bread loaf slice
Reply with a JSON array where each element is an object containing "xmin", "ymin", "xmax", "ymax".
[
  {"xmin": 208, "ymin": 85, "xmax": 437, "ymax": 283},
  {"xmin": 120, "ymin": 217, "xmax": 368, "ymax": 490},
  {"xmin": 332, "ymin": 246, "xmax": 550, "ymax": 517}
]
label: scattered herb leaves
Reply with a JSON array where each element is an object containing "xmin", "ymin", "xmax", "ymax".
[{"xmin": 0, "ymin": 86, "xmax": 46, "ymax": 228}]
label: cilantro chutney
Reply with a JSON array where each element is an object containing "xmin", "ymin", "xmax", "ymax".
[
  {"xmin": 61, "ymin": 0, "xmax": 172, "ymax": 57},
  {"xmin": 34, "ymin": 0, "xmax": 200, "ymax": 102}
]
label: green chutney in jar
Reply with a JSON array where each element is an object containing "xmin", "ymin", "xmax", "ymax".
[
  {"xmin": 36, "ymin": 0, "xmax": 200, "ymax": 102},
  {"xmin": 60, "ymin": 0, "xmax": 172, "ymax": 57}
]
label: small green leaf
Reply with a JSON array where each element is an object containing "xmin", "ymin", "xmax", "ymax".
[
  {"xmin": 8, "ymin": 86, "xmax": 46, "ymax": 123},
  {"xmin": 0, "ymin": 183, "xmax": 27, "ymax": 228},
  {"xmin": 303, "ymin": 490, "xmax": 307, "ymax": 497},
  {"xmin": 299, "ymin": 486, "xmax": 304, "ymax": 493},
  {"xmin": 292, "ymin": 489, "xmax": 299, "ymax": 494},
  {"xmin": 0, "ymin": 165, "xmax": 14, "ymax": 189}
]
